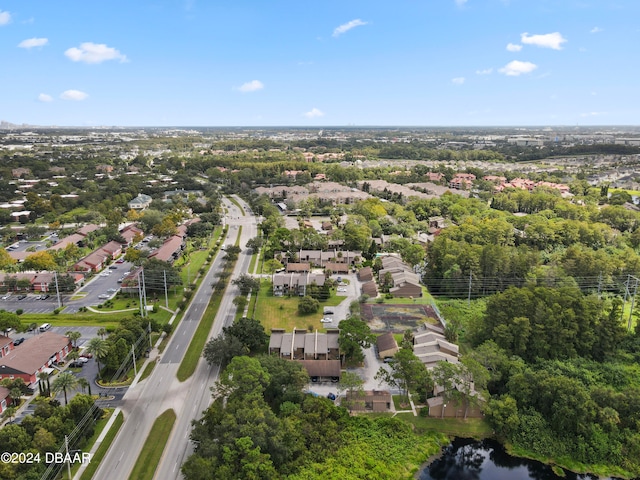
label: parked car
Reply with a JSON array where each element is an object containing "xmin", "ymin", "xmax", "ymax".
[
  {"xmin": 98, "ymin": 293, "xmax": 110, "ymax": 299},
  {"xmin": 39, "ymin": 323, "xmax": 51, "ymax": 332},
  {"xmin": 13, "ymin": 337, "xmax": 25, "ymax": 346},
  {"xmin": 69, "ymin": 361, "xmax": 84, "ymax": 368},
  {"xmin": 116, "ymin": 258, "xmax": 125, "ymax": 264},
  {"xmin": 77, "ymin": 357, "xmax": 89, "ymax": 364},
  {"xmin": 320, "ymin": 318, "xmax": 333, "ymax": 323},
  {"xmin": 327, "ymin": 392, "xmax": 336, "ymax": 401},
  {"xmin": 1, "ymin": 295, "xmax": 9, "ymax": 300},
  {"xmin": 41, "ymin": 294, "xmax": 50, "ymax": 300},
  {"xmin": 109, "ymin": 265, "xmax": 118, "ymax": 270},
  {"xmin": 80, "ymin": 351, "xmax": 93, "ymax": 359},
  {"xmin": 16, "ymin": 294, "xmax": 27, "ymax": 300}
]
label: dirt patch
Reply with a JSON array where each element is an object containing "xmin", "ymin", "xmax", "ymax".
[{"xmin": 361, "ymin": 304, "xmax": 441, "ymax": 332}]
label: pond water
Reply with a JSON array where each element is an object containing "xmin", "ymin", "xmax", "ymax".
[{"xmin": 417, "ymin": 438, "xmax": 627, "ymax": 480}]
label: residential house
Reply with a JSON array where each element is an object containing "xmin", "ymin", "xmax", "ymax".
[
  {"xmin": 272, "ymin": 272, "xmax": 325, "ymax": 296},
  {"xmin": 357, "ymin": 267, "xmax": 373, "ymax": 282},
  {"xmin": 120, "ymin": 224, "xmax": 144, "ymax": 246},
  {"xmin": 147, "ymin": 235, "xmax": 184, "ymax": 263},
  {"xmin": 285, "ymin": 263, "xmax": 311, "ymax": 273},
  {"xmin": 76, "ymin": 224, "xmax": 100, "ymax": 237},
  {"xmin": 0, "ymin": 386, "xmax": 11, "ymax": 415},
  {"xmin": 376, "ymin": 332, "xmax": 399, "ymax": 359},
  {"xmin": 412, "ymin": 328, "xmax": 459, "ymax": 369},
  {"xmin": 323, "ymin": 262, "xmax": 350, "ymax": 274},
  {"xmin": 0, "ymin": 336, "xmax": 14, "ymax": 358},
  {"xmin": 296, "ymin": 360, "xmax": 341, "ymax": 382},
  {"xmin": 0, "ymin": 332, "xmax": 72, "ymax": 385},
  {"xmin": 268, "ymin": 329, "xmax": 340, "ymax": 361},
  {"xmin": 344, "ymin": 390, "xmax": 392, "ymax": 412},
  {"xmin": 128, "ymin": 193, "xmax": 153, "ymax": 210},
  {"xmin": 361, "ymin": 281, "xmax": 378, "ymax": 298}
]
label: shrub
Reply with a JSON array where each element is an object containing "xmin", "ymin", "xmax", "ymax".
[
  {"xmin": 16, "ymin": 309, "xmax": 23, "ymax": 315},
  {"xmin": 298, "ymin": 296, "xmax": 320, "ymax": 314}
]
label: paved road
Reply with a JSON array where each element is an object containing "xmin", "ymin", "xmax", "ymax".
[{"xmin": 91, "ymin": 196, "xmax": 257, "ymax": 480}]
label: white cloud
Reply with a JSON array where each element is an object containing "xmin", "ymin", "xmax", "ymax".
[
  {"xmin": 590, "ymin": 27, "xmax": 603, "ymax": 34},
  {"xmin": 476, "ymin": 68, "xmax": 493, "ymax": 75},
  {"xmin": 236, "ymin": 80, "xmax": 264, "ymax": 93},
  {"xmin": 581, "ymin": 111, "xmax": 606, "ymax": 117},
  {"xmin": 64, "ymin": 42, "xmax": 127, "ymax": 64},
  {"xmin": 499, "ymin": 60, "xmax": 538, "ymax": 76},
  {"xmin": 0, "ymin": 10, "xmax": 11, "ymax": 25},
  {"xmin": 506, "ymin": 43, "xmax": 522, "ymax": 52},
  {"xmin": 60, "ymin": 90, "xmax": 89, "ymax": 101},
  {"xmin": 454, "ymin": 0, "xmax": 468, "ymax": 6},
  {"xmin": 520, "ymin": 32, "xmax": 567, "ymax": 50},
  {"xmin": 304, "ymin": 108, "xmax": 324, "ymax": 118},
  {"xmin": 38, "ymin": 93, "xmax": 53, "ymax": 102},
  {"xmin": 18, "ymin": 37, "xmax": 48, "ymax": 49},
  {"xmin": 452, "ymin": 77, "xmax": 465, "ymax": 85},
  {"xmin": 333, "ymin": 19, "xmax": 367, "ymax": 37}
]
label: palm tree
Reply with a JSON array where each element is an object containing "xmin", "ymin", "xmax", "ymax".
[
  {"xmin": 76, "ymin": 377, "xmax": 91, "ymax": 396},
  {"xmin": 97, "ymin": 328, "xmax": 107, "ymax": 340},
  {"xmin": 2, "ymin": 406, "xmax": 16, "ymax": 424},
  {"xmin": 37, "ymin": 371, "xmax": 51, "ymax": 397},
  {"xmin": 86, "ymin": 337, "xmax": 109, "ymax": 380},
  {"xmin": 66, "ymin": 330, "xmax": 82, "ymax": 349},
  {"xmin": 51, "ymin": 372, "xmax": 78, "ymax": 405}
]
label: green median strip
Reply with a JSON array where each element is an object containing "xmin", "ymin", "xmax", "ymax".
[
  {"xmin": 80, "ymin": 411, "xmax": 124, "ymax": 480},
  {"xmin": 175, "ymin": 226, "xmax": 242, "ymax": 382},
  {"xmin": 128, "ymin": 409, "xmax": 176, "ymax": 480}
]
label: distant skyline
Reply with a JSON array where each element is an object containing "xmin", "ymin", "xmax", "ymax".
[{"xmin": 1, "ymin": 1, "xmax": 638, "ymax": 127}]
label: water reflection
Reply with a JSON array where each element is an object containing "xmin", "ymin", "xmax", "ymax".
[{"xmin": 418, "ymin": 438, "xmax": 623, "ymax": 480}]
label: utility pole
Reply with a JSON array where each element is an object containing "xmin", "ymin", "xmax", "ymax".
[
  {"xmin": 54, "ymin": 271, "xmax": 62, "ymax": 309},
  {"xmin": 141, "ymin": 268, "xmax": 147, "ymax": 315},
  {"xmin": 137, "ymin": 270, "xmax": 144, "ymax": 318},
  {"xmin": 163, "ymin": 270, "xmax": 168, "ymax": 309},
  {"xmin": 131, "ymin": 344, "xmax": 137, "ymax": 377},
  {"xmin": 467, "ymin": 271, "xmax": 472, "ymax": 306},
  {"xmin": 65, "ymin": 435, "xmax": 71, "ymax": 479}
]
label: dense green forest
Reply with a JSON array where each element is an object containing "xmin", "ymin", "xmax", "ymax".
[{"xmin": 182, "ymin": 356, "xmax": 447, "ymax": 480}]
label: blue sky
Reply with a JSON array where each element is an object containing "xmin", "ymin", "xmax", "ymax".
[{"xmin": 1, "ymin": 0, "xmax": 638, "ymax": 127}]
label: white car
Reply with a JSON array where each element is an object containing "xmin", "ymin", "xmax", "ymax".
[
  {"xmin": 320, "ymin": 318, "xmax": 333, "ymax": 323},
  {"xmin": 98, "ymin": 294, "xmax": 110, "ymax": 300},
  {"xmin": 337, "ymin": 288, "xmax": 347, "ymax": 292},
  {"xmin": 77, "ymin": 357, "xmax": 89, "ymax": 364}
]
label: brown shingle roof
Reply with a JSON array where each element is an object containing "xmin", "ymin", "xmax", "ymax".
[
  {"xmin": 0, "ymin": 332, "xmax": 70, "ymax": 375},
  {"xmin": 376, "ymin": 332, "xmax": 398, "ymax": 353},
  {"xmin": 296, "ymin": 360, "xmax": 341, "ymax": 377}
]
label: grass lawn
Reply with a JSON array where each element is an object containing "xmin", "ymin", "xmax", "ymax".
[
  {"xmin": 248, "ymin": 249, "xmax": 259, "ymax": 274},
  {"xmin": 79, "ymin": 410, "xmax": 124, "ymax": 480},
  {"xmin": 128, "ymin": 409, "xmax": 176, "ymax": 480},
  {"xmin": 365, "ymin": 287, "xmax": 434, "ymax": 305},
  {"xmin": 19, "ymin": 313, "xmax": 121, "ymax": 329},
  {"xmin": 253, "ymin": 281, "xmax": 347, "ymax": 331},
  {"xmin": 138, "ymin": 359, "xmax": 157, "ymax": 383}
]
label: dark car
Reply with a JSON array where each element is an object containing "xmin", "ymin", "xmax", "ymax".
[
  {"xmin": 69, "ymin": 361, "xmax": 84, "ymax": 368},
  {"xmin": 16, "ymin": 294, "xmax": 27, "ymax": 300},
  {"xmin": 13, "ymin": 337, "xmax": 25, "ymax": 346},
  {"xmin": 41, "ymin": 294, "xmax": 50, "ymax": 300}
]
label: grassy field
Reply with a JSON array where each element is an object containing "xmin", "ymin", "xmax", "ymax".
[
  {"xmin": 19, "ymin": 313, "xmax": 122, "ymax": 329},
  {"xmin": 401, "ymin": 414, "xmax": 493, "ymax": 439},
  {"xmin": 253, "ymin": 280, "xmax": 347, "ymax": 331},
  {"xmin": 79, "ymin": 410, "xmax": 124, "ymax": 480},
  {"xmin": 364, "ymin": 286, "xmax": 433, "ymax": 305},
  {"xmin": 128, "ymin": 409, "xmax": 176, "ymax": 480}
]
